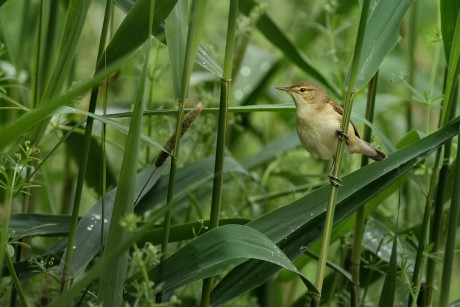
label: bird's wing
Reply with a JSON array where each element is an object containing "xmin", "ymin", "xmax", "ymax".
[{"xmin": 327, "ymin": 99, "xmax": 361, "ymax": 138}]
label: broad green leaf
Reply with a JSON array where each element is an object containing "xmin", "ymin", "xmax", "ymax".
[
  {"xmin": 137, "ymin": 218, "xmax": 251, "ymax": 246},
  {"xmin": 211, "ymin": 116, "xmax": 460, "ymax": 305},
  {"xmin": 197, "ymin": 45, "xmax": 223, "ymax": 78},
  {"xmin": 238, "ymin": 0, "xmax": 339, "ymax": 96},
  {"xmin": 165, "ymin": 0, "xmax": 188, "ymax": 98},
  {"xmin": 242, "ymin": 132, "xmax": 300, "ymax": 169},
  {"xmin": 98, "ymin": 0, "xmax": 178, "ymax": 70},
  {"xmin": 440, "ymin": 0, "xmax": 460, "ymax": 60},
  {"xmin": 363, "ymin": 217, "xmax": 416, "ymax": 270},
  {"xmin": 126, "ymin": 225, "xmax": 316, "ymax": 295},
  {"xmin": 51, "ymin": 202, "xmax": 172, "ymax": 307},
  {"xmin": 61, "ymin": 162, "xmax": 167, "ymax": 277},
  {"xmin": 9, "ymin": 214, "xmax": 71, "ymax": 237},
  {"xmin": 65, "ymin": 131, "xmax": 118, "ymax": 193},
  {"xmin": 135, "ymin": 156, "xmax": 248, "ymax": 214},
  {"xmin": 64, "ymin": 155, "xmax": 247, "ymax": 277},
  {"xmin": 347, "ymin": 0, "xmax": 414, "ymax": 90}
]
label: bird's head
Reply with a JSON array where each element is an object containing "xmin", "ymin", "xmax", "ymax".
[{"xmin": 276, "ymin": 81, "xmax": 328, "ymax": 106}]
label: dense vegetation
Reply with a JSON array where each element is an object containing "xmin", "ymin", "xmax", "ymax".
[{"xmin": 0, "ymin": 0, "xmax": 459, "ymax": 306}]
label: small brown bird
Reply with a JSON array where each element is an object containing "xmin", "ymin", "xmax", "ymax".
[{"xmin": 276, "ymin": 81, "xmax": 386, "ymax": 185}]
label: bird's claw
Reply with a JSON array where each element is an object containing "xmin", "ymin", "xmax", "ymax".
[
  {"xmin": 328, "ymin": 174, "xmax": 343, "ymax": 187},
  {"xmin": 336, "ymin": 129, "xmax": 350, "ymax": 141}
]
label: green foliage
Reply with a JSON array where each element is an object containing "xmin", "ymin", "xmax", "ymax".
[{"xmin": 0, "ymin": 0, "xmax": 458, "ymax": 306}]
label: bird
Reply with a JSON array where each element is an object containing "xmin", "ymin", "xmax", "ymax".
[{"xmin": 276, "ymin": 81, "xmax": 386, "ymax": 186}]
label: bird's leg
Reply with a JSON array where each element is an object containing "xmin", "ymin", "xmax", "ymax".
[
  {"xmin": 336, "ymin": 129, "xmax": 350, "ymax": 141},
  {"xmin": 328, "ymin": 158, "xmax": 343, "ymax": 187}
]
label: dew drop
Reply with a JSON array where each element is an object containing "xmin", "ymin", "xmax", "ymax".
[
  {"xmin": 240, "ymin": 66, "xmax": 251, "ymax": 77},
  {"xmin": 234, "ymin": 90, "xmax": 244, "ymax": 100}
]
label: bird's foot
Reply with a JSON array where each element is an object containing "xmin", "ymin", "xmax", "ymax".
[
  {"xmin": 328, "ymin": 174, "xmax": 343, "ymax": 187},
  {"xmin": 336, "ymin": 129, "xmax": 350, "ymax": 141}
]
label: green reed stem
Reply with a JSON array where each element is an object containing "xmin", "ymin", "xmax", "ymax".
[
  {"xmin": 411, "ymin": 10, "xmax": 460, "ymax": 305},
  {"xmin": 158, "ymin": 0, "xmax": 209, "ymax": 302},
  {"xmin": 439, "ymin": 132, "xmax": 460, "ymax": 307},
  {"xmin": 312, "ymin": 1, "xmax": 371, "ymax": 305},
  {"xmin": 350, "ymin": 71, "xmax": 378, "ymax": 306},
  {"xmin": 98, "ymin": 1, "xmax": 154, "ymax": 304},
  {"xmin": 200, "ymin": 1, "xmax": 238, "ymax": 306},
  {"xmin": 60, "ymin": 0, "xmax": 113, "ymax": 292},
  {"xmin": 4, "ymin": 247, "xmax": 28, "ymax": 307}
]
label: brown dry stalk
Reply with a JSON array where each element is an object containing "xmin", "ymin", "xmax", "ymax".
[{"xmin": 155, "ymin": 102, "xmax": 203, "ymax": 167}]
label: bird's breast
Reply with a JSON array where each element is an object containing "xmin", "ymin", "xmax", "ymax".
[{"xmin": 295, "ymin": 105, "xmax": 341, "ymax": 159}]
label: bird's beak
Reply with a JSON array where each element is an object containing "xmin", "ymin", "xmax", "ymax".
[{"xmin": 276, "ymin": 86, "xmax": 291, "ymax": 92}]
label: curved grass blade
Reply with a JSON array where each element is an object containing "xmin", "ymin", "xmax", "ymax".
[
  {"xmin": 40, "ymin": 0, "xmax": 91, "ymax": 102},
  {"xmin": 346, "ymin": 0, "xmax": 414, "ymax": 90},
  {"xmin": 60, "ymin": 162, "xmax": 166, "ymax": 278},
  {"xmin": 97, "ymin": 0, "xmax": 178, "ymax": 70},
  {"xmin": 0, "ymin": 57, "xmax": 130, "ymax": 152},
  {"xmin": 64, "ymin": 155, "xmax": 247, "ymax": 278},
  {"xmin": 211, "ymin": 116, "xmax": 460, "ymax": 305},
  {"xmin": 57, "ymin": 107, "xmax": 165, "ymax": 151},
  {"xmin": 126, "ymin": 225, "xmax": 317, "ymax": 295},
  {"xmin": 165, "ymin": 0, "xmax": 188, "ymax": 98},
  {"xmin": 8, "ymin": 214, "xmax": 71, "ymax": 237},
  {"xmin": 97, "ymin": 1, "xmax": 157, "ymax": 300},
  {"xmin": 30, "ymin": 0, "xmax": 92, "ymax": 144}
]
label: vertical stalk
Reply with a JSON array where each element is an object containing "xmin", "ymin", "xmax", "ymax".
[
  {"xmin": 30, "ymin": 0, "xmax": 45, "ymax": 109},
  {"xmin": 403, "ymin": 0, "xmax": 417, "ymax": 221},
  {"xmin": 425, "ymin": 84, "xmax": 459, "ymax": 306},
  {"xmin": 157, "ymin": 0, "xmax": 209, "ymax": 302},
  {"xmin": 406, "ymin": 0, "xmax": 417, "ymax": 131},
  {"xmin": 408, "ymin": 149, "xmax": 441, "ymax": 306},
  {"xmin": 100, "ymin": 10, "xmax": 114, "ymax": 254},
  {"xmin": 409, "ymin": 9, "xmax": 460, "ymax": 306},
  {"xmin": 60, "ymin": 0, "xmax": 113, "ymax": 291},
  {"xmin": 312, "ymin": 1, "xmax": 371, "ymax": 305},
  {"xmin": 98, "ymin": 1, "xmax": 155, "ymax": 304},
  {"xmin": 146, "ymin": 44, "xmax": 162, "ymax": 164},
  {"xmin": 200, "ymin": 1, "xmax": 238, "ymax": 306},
  {"xmin": 350, "ymin": 72, "xmax": 378, "ymax": 306},
  {"xmin": 160, "ymin": 0, "xmax": 209, "ymax": 260},
  {"xmin": 439, "ymin": 132, "xmax": 460, "ymax": 307},
  {"xmin": 4, "ymin": 249, "xmax": 28, "ymax": 307}
]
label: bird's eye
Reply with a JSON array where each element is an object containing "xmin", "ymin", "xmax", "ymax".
[{"xmin": 299, "ymin": 88, "xmax": 306, "ymax": 92}]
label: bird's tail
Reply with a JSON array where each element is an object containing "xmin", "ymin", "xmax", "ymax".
[{"xmin": 369, "ymin": 147, "xmax": 386, "ymax": 161}]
